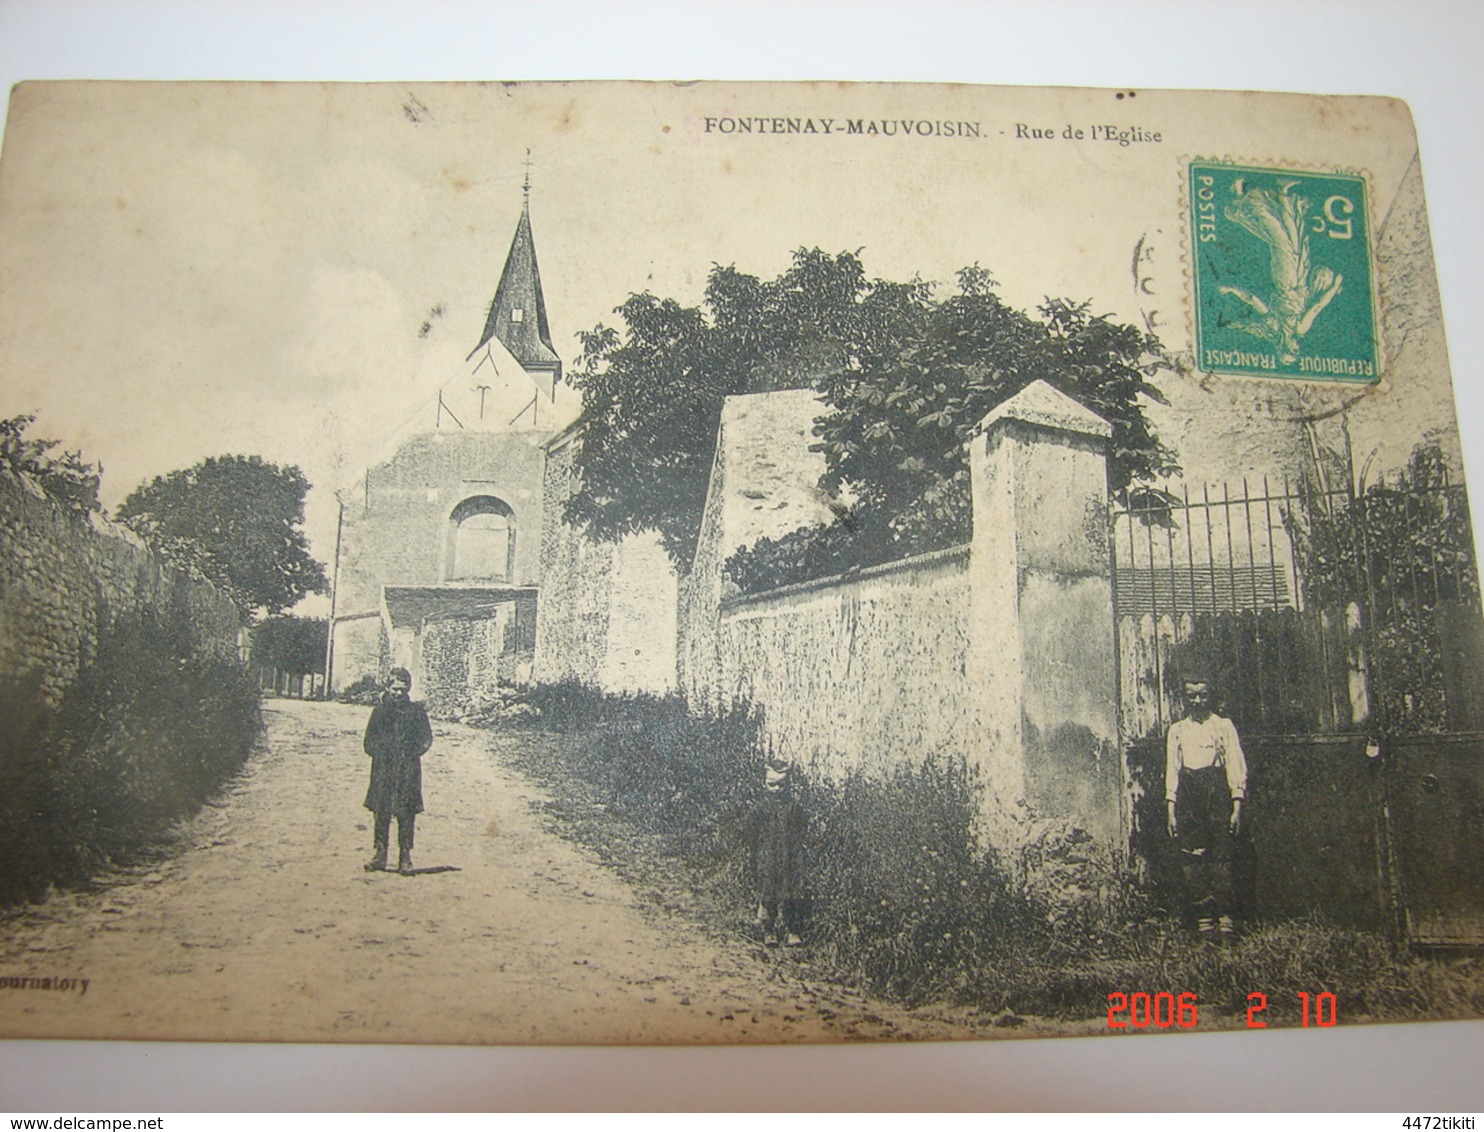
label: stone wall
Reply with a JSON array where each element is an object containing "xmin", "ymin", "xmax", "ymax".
[
  {"xmin": 529, "ymin": 382, "xmax": 1124, "ymax": 850},
  {"xmin": 718, "ymin": 546, "xmax": 974, "ymax": 781},
  {"xmin": 534, "ymin": 428, "xmax": 678, "ymax": 695},
  {"xmin": 681, "ymin": 390, "xmax": 835, "ymax": 709},
  {"xmin": 966, "ymin": 389, "xmax": 1122, "ymax": 850},
  {"xmin": 421, "ymin": 615, "xmax": 508, "ymax": 717},
  {"xmin": 0, "ymin": 471, "xmax": 241, "ymax": 705},
  {"xmin": 331, "ymin": 614, "xmax": 387, "ymax": 689},
  {"xmin": 682, "ymin": 382, "xmax": 1124, "ymax": 854}
]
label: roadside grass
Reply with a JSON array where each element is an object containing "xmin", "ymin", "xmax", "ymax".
[
  {"xmin": 0, "ymin": 604, "xmax": 261, "ymax": 907},
  {"xmin": 488, "ymin": 682, "xmax": 1484, "ymax": 1029}
]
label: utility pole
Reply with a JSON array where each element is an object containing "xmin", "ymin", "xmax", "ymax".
[{"xmin": 323, "ymin": 494, "xmax": 345, "ymax": 696}]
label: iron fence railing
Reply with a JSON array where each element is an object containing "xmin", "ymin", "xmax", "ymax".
[{"xmin": 1111, "ymin": 466, "xmax": 1482, "ymax": 741}]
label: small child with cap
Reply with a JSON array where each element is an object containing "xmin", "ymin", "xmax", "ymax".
[
  {"xmin": 361, "ymin": 666, "xmax": 433, "ymax": 874},
  {"xmin": 753, "ymin": 752, "xmax": 807, "ymax": 947}
]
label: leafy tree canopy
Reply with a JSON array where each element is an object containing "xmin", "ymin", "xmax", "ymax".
[
  {"xmin": 1293, "ymin": 444, "xmax": 1479, "ymax": 612},
  {"xmin": 1287, "ymin": 444, "xmax": 1479, "ymax": 734},
  {"xmin": 118, "ymin": 455, "xmax": 328, "ymax": 618},
  {"xmin": 567, "ymin": 250, "xmax": 1176, "ymax": 570},
  {"xmin": 251, "ymin": 614, "xmax": 328, "ymax": 675},
  {"xmin": 812, "ymin": 275, "xmax": 1178, "ymax": 554},
  {"xmin": 0, "ymin": 413, "xmax": 102, "ymax": 516}
]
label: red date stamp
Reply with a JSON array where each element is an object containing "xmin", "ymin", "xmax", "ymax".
[
  {"xmin": 1107, "ymin": 991, "xmax": 1339, "ymax": 1029},
  {"xmin": 1106, "ymin": 992, "xmax": 1200, "ymax": 1029}
]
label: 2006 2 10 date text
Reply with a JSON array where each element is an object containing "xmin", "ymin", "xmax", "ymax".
[{"xmin": 1106, "ymin": 991, "xmax": 1338, "ymax": 1029}]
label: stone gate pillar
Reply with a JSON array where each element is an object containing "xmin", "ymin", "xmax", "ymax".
[{"xmin": 967, "ymin": 380, "xmax": 1121, "ymax": 851}]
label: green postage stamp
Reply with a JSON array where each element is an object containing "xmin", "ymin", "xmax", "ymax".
[{"xmin": 1189, "ymin": 161, "xmax": 1379, "ymax": 383}]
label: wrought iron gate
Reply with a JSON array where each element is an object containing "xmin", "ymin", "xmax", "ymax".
[{"xmin": 1109, "ymin": 450, "xmax": 1484, "ymax": 943}]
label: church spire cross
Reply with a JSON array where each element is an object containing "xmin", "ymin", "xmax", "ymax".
[{"xmin": 522, "ymin": 149, "xmax": 533, "ymax": 208}]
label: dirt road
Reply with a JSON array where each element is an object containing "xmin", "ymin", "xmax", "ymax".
[{"xmin": 0, "ymin": 699, "xmax": 969, "ymax": 1044}]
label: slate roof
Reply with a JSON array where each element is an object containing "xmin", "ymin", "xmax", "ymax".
[{"xmin": 469, "ymin": 204, "xmax": 561, "ymax": 378}]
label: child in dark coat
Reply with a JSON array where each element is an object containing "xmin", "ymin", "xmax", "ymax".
[
  {"xmin": 362, "ymin": 667, "xmax": 434, "ymax": 874},
  {"xmin": 753, "ymin": 753, "xmax": 807, "ymax": 947}
]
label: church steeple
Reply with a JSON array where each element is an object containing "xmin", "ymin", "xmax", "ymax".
[{"xmin": 469, "ymin": 156, "xmax": 561, "ymax": 383}]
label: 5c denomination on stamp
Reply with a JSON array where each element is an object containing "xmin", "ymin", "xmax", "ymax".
[{"xmin": 1189, "ymin": 161, "xmax": 1379, "ymax": 384}]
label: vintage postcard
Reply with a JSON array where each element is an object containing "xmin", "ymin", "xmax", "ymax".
[{"xmin": 0, "ymin": 81, "xmax": 1480, "ymax": 1046}]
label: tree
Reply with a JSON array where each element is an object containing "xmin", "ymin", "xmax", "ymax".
[
  {"xmin": 567, "ymin": 250, "xmax": 1175, "ymax": 571},
  {"xmin": 250, "ymin": 614, "xmax": 328, "ymax": 676},
  {"xmin": 1288, "ymin": 444, "xmax": 1480, "ymax": 733},
  {"xmin": 117, "ymin": 455, "xmax": 328, "ymax": 617},
  {"xmin": 813, "ymin": 279, "xmax": 1177, "ymax": 553},
  {"xmin": 0, "ymin": 413, "xmax": 102, "ymax": 516},
  {"xmin": 566, "ymin": 249, "xmax": 931, "ymax": 565}
]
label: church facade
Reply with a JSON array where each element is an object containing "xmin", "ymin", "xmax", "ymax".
[{"xmin": 326, "ymin": 193, "xmax": 580, "ymax": 714}]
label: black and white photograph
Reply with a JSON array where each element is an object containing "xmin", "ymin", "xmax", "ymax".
[{"xmin": 1, "ymin": 2, "xmax": 1483, "ymax": 1111}]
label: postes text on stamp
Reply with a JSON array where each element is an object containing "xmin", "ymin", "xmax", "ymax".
[{"xmin": 1189, "ymin": 161, "xmax": 1378, "ymax": 383}]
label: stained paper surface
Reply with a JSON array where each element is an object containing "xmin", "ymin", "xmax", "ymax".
[{"xmin": 0, "ymin": 82, "xmax": 1479, "ymax": 1045}]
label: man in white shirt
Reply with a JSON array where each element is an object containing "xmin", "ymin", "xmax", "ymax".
[{"xmin": 1165, "ymin": 677, "xmax": 1248, "ymax": 938}]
